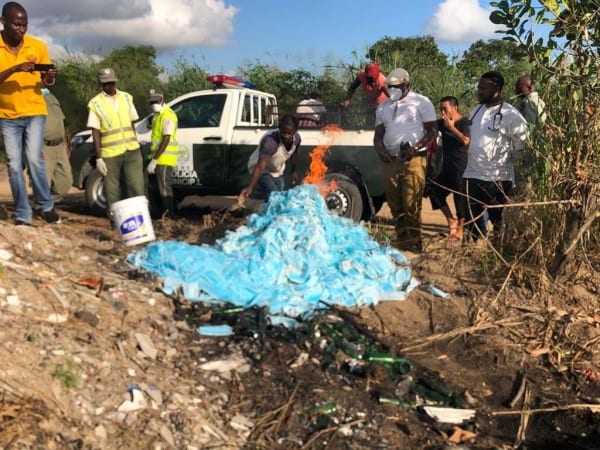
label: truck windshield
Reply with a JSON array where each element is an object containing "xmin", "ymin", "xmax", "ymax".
[{"xmin": 172, "ymin": 93, "xmax": 226, "ymax": 128}]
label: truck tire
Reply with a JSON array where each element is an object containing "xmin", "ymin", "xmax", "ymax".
[
  {"xmin": 84, "ymin": 169, "xmax": 107, "ymax": 214},
  {"xmin": 323, "ymin": 173, "xmax": 364, "ymax": 221}
]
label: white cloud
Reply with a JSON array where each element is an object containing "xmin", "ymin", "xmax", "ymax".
[
  {"xmin": 20, "ymin": 0, "xmax": 237, "ymax": 59},
  {"xmin": 426, "ymin": 0, "xmax": 497, "ymax": 43}
]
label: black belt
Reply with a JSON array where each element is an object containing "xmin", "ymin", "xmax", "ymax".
[{"xmin": 44, "ymin": 138, "xmax": 63, "ymax": 146}]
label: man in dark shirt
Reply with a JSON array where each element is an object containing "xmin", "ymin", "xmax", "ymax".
[
  {"xmin": 241, "ymin": 114, "xmax": 301, "ymax": 200},
  {"xmin": 427, "ymin": 96, "xmax": 470, "ymax": 240},
  {"xmin": 42, "ymin": 88, "xmax": 72, "ymax": 202}
]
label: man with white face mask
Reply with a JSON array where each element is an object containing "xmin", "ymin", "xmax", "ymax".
[
  {"xmin": 146, "ymin": 89, "xmax": 179, "ymax": 217},
  {"xmin": 374, "ymin": 68, "xmax": 437, "ymax": 252},
  {"xmin": 87, "ymin": 67, "xmax": 143, "ymax": 213}
]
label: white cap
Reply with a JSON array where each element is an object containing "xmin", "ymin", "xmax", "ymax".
[{"xmin": 387, "ymin": 68, "xmax": 410, "ymax": 85}]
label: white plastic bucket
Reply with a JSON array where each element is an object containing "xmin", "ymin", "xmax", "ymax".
[{"xmin": 110, "ymin": 196, "xmax": 156, "ymax": 246}]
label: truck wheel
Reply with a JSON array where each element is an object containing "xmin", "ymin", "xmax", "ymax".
[
  {"xmin": 323, "ymin": 174, "xmax": 364, "ymax": 221},
  {"xmin": 84, "ymin": 169, "xmax": 107, "ymax": 214}
]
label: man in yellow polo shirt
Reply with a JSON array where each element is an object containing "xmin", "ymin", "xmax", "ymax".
[
  {"xmin": 0, "ymin": 1, "xmax": 60, "ymax": 225},
  {"xmin": 87, "ymin": 67, "xmax": 144, "ymax": 214}
]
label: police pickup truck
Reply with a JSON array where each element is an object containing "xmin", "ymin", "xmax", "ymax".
[{"xmin": 70, "ymin": 75, "xmax": 382, "ymax": 221}]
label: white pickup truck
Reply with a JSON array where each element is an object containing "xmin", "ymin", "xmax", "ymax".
[{"xmin": 70, "ymin": 76, "xmax": 383, "ymax": 220}]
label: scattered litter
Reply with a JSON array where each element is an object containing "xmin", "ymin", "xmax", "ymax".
[
  {"xmin": 230, "ymin": 414, "xmax": 254, "ymax": 431},
  {"xmin": 268, "ymin": 315, "xmax": 300, "ymax": 328},
  {"xmin": 43, "ymin": 283, "xmax": 70, "ymax": 308},
  {"xmin": 145, "ymin": 386, "xmax": 163, "ymax": 405},
  {"xmin": 290, "ymin": 352, "xmax": 309, "ymax": 369},
  {"xmin": 46, "ymin": 313, "xmax": 68, "ymax": 323},
  {"xmin": 582, "ymin": 367, "xmax": 599, "ymax": 383},
  {"xmin": 307, "ymin": 401, "xmax": 337, "ymax": 415},
  {"xmin": 448, "ymin": 426, "xmax": 477, "ymax": 444},
  {"xmin": 197, "ymin": 324, "xmax": 234, "ymax": 337},
  {"xmin": 0, "ymin": 248, "xmax": 13, "ymax": 260},
  {"xmin": 378, "ymin": 395, "xmax": 411, "ymax": 407},
  {"xmin": 423, "ymin": 406, "xmax": 476, "ymax": 424},
  {"xmin": 138, "ymin": 383, "xmax": 163, "ymax": 405},
  {"xmin": 129, "ymin": 185, "xmax": 416, "ymax": 325},
  {"xmin": 199, "ymin": 355, "xmax": 250, "ymax": 373},
  {"xmin": 74, "ymin": 276, "xmax": 104, "ymax": 296},
  {"xmin": 426, "ymin": 283, "xmax": 450, "ymax": 298},
  {"xmin": 6, "ymin": 294, "xmax": 20, "ymax": 306},
  {"xmin": 134, "ymin": 333, "xmax": 157, "ymax": 359},
  {"xmin": 117, "ymin": 387, "xmax": 147, "ymax": 412}
]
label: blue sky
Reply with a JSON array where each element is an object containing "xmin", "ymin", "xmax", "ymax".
[
  {"xmin": 169, "ymin": 0, "xmax": 497, "ymax": 73},
  {"xmin": 24, "ymin": 0, "xmax": 502, "ymax": 74}
]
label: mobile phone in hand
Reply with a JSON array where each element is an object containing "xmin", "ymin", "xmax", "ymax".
[{"xmin": 33, "ymin": 64, "xmax": 55, "ymax": 71}]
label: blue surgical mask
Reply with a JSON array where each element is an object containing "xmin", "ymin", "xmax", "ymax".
[{"xmin": 41, "ymin": 88, "xmax": 50, "ymax": 96}]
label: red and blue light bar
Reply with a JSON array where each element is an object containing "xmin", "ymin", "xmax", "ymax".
[{"xmin": 206, "ymin": 74, "xmax": 256, "ymax": 89}]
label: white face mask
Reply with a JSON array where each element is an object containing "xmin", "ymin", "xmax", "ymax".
[
  {"xmin": 151, "ymin": 103, "xmax": 163, "ymax": 113},
  {"xmin": 388, "ymin": 87, "xmax": 404, "ymax": 102}
]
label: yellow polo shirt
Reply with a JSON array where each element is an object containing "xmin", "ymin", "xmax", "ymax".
[{"xmin": 0, "ymin": 34, "xmax": 50, "ymax": 119}]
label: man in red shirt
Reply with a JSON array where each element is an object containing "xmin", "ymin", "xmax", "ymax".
[{"xmin": 341, "ymin": 62, "xmax": 388, "ymax": 112}]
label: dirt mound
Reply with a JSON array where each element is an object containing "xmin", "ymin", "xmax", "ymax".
[{"xmin": 0, "ymin": 193, "xmax": 599, "ymax": 449}]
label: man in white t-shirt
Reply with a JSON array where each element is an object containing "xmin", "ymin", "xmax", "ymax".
[
  {"xmin": 462, "ymin": 71, "xmax": 529, "ymax": 238},
  {"xmin": 374, "ymin": 68, "xmax": 437, "ymax": 252}
]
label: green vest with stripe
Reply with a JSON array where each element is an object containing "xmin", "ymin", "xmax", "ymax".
[
  {"xmin": 88, "ymin": 92, "xmax": 139, "ymax": 158},
  {"xmin": 149, "ymin": 106, "xmax": 179, "ymax": 167}
]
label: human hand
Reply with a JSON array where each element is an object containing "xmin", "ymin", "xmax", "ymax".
[
  {"xmin": 147, "ymin": 159, "xmax": 157, "ymax": 175},
  {"xmin": 398, "ymin": 146, "xmax": 416, "ymax": 163},
  {"xmin": 340, "ymin": 99, "xmax": 350, "ymax": 108},
  {"xmin": 96, "ymin": 158, "xmax": 108, "ymax": 176},
  {"xmin": 16, "ymin": 62, "xmax": 35, "ymax": 73},
  {"xmin": 43, "ymin": 67, "xmax": 58, "ymax": 85},
  {"xmin": 442, "ymin": 111, "xmax": 455, "ymax": 129},
  {"xmin": 239, "ymin": 187, "xmax": 252, "ymax": 199},
  {"xmin": 376, "ymin": 148, "xmax": 393, "ymax": 163}
]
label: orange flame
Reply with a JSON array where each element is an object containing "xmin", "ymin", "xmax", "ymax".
[{"xmin": 303, "ymin": 125, "xmax": 343, "ymax": 195}]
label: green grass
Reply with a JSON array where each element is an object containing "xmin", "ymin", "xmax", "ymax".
[{"xmin": 52, "ymin": 359, "xmax": 79, "ymax": 389}]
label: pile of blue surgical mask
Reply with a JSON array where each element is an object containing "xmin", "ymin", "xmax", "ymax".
[{"xmin": 128, "ymin": 184, "xmax": 416, "ymax": 326}]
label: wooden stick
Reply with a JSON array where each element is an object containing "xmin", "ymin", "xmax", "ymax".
[{"xmin": 491, "ymin": 403, "xmax": 600, "ymax": 416}]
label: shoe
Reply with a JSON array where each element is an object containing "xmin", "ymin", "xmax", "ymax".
[
  {"xmin": 41, "ymin": 207, "xmax": 61, "ymax": 224},
  {"xmin": 14, "ymin": 219, "xmax": 33, "ymax": 226}
]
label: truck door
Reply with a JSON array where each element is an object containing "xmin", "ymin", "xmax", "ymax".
[{"xmin": 168, "ymin": 92, "xmax": 232, "ymax": 191}]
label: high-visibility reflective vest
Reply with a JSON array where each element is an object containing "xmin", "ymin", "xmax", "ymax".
[
  {"xmin": 88, "ymin": 92, "xmax": 139, "ymax": 158},
  {"xmin": 149, "ymin": 106, "xmax": 179, "ymax": 167}
]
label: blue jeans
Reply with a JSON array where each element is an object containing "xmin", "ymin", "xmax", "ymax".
[
  {"xmin": 257, "ymin": 173, "xmax": 284, "ymax": 199},
  {"xmin": 0, "ymin": 116, "xmax": 53, "ymax": 222}
]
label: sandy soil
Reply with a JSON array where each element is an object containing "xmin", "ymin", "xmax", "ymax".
[{"xmin": 1, "ymin": 165, "xmax": 599, "ymax": 449}]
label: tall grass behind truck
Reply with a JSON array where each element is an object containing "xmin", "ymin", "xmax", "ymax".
[{"xmin": 69, "ymin": 75, "xmax": 384, "ymax": 221}]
